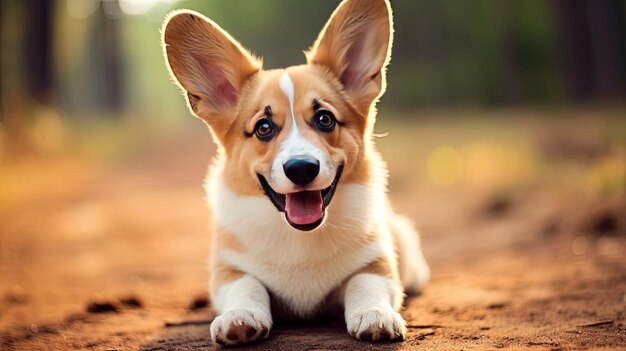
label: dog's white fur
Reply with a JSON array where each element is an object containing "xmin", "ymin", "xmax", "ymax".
[
  {"xmin": 270, "ymin": 72, "xmax": 336, "ymax": 195},
  {"xmin": 206, "ymin": 150, "xmax": 429, "ymax": 340},
  {"xmin": 162, "ymin": 0, "xmax": 430, "ymax": 345},
  {"xmin": 210, "ymin": 275, "xmax": 273, "ymax": 345},
  {"xmin": 343, "ymin": 273, "xmax": 405, "ymax": 339}
]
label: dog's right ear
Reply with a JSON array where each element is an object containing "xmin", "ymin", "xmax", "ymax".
[
  {"xmin": 162, "ymin": 10, "xmax": 261, "ymax": 131},
  {"xmin": 306, "ymin": 0, "xmax": 393, "ymax": 117}
]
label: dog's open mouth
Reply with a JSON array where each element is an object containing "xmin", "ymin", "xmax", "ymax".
[{"xmin": 258, "ymin": 165, "xmax": 344, "ymax": 231}]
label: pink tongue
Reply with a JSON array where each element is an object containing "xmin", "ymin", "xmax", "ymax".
[{"xmin": 285, "ymin": 191, "xmax": 323, "ymax": 225}]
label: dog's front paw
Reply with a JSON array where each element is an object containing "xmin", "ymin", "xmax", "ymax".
[
  {"xmin": 210, "ymin": 308, "xmax": 272, "ymax": 346},
  {"xmin": 346, "ymin": 307, "xmax": 406, "ymax": 341}
]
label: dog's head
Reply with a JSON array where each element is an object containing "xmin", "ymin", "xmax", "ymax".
[{"xmin": 162, "ymin": 0, "xmax": 393, "ymax": 231}]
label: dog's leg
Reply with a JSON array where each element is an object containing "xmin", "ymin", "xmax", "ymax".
[
  {"xmin": 388, "ymin": 210, "xmax": 430, "ymax": 294},
  {"xmin": 210, "ymin": 274, "xmax": 272, "ymax": 346},
  {"xmin": 342, "ymin": 258, "xmax": 406, "ymax": 341}
]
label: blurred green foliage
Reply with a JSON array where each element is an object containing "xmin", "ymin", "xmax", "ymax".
[{"xmin": 0, "ymin": 0, "xmax": 625, "ymax": 128}]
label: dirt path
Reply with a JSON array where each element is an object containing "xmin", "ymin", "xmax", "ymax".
[{"xmin": 1, "ymin": 118, "xmax": 625, "ymax": 350}]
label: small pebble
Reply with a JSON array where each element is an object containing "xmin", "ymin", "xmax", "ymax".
[
  {"xmin": 119, "ymin": 296, "xmax": 143, "ymax": 308},
  {"xmin": 485, "ymin": 193, "xmax": 513, "ymax": 217},
  {"xmin": 86, "ymin": 301, "xmax": 118, "ymax": 313},
  {"xmin": 590, "ymin": 213, "xmax": 618, "ymax": 236},
  {"xmin": 541, "ymin": 219, "xmax": 559, "ymax": 238},
  {"xmin": 188, "ymin": 296, "xmax": 209, "ymax": 311},
  {"xmin": 5, "ymin": 285, "xmax": 28, "ymax": 304}
]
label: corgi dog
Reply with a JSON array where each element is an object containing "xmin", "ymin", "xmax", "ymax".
[{"xmin": 161, "ymin": 0, "xmax": 429, "ymax": 345}]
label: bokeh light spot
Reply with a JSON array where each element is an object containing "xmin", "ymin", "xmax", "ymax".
[
  {"xmin": 66, "ymin": 0, "xmax": 100, "ymax": 19},
  {"xmin": 427, "ymin": 146, "xmax": 464, "ymax": 186}
]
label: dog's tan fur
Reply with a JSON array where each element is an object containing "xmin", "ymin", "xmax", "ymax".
[{"xmin": 162, "ymin": 0, "xmax": 429, "ymax": 345}]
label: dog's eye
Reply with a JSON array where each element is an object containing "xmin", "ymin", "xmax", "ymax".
[
  {"xmin": 314, "ymin": 110, "xmax": 336, "ymax": 133},
  {"xmin": 254, "ymin": 118, "xmax": 275, "ymax": 141}
]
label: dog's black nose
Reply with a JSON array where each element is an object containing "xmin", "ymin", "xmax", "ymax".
[{"xmin": 283, "ymin": 157, "xmax": 320, "ymax": 187}]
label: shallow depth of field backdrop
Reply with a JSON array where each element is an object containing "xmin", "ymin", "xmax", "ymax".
[{"xmin": 1, "ymin": 1, "xmax": 625, "ymax": 350}]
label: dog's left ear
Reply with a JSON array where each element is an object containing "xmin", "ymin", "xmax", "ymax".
[
  {"xmin": 306, "ymin": 0, "xmax": 393, "ymax": 116},
  {"xmin": 162, "ymin": 10, "xmax": 261, "ymax": 137}
]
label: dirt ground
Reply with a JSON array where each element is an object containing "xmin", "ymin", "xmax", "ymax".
[{"xmin": 1, "ymin": 115, "xmax": 625, "ymax": 350}]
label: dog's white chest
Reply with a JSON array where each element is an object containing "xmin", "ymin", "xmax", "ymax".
[
  {"xmin": 208, "ymin": 174, "xmax": 387, "ymax": 316},
  {"xmin": 222, "ymin": 241, "xmax": 383, "ymax": 317}
]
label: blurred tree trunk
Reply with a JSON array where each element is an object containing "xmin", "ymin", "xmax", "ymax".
[
  {"xmin": 0, "ymin": 2, "xmax": 3, "ymax": 121},
  {"xmin": 553, "ymin": 0, "xmax": 594, "ymax": 102},
  {"xmin": 24, "ymin": 0, "xmax": 52, "ymax": 106},
  {"xmin": 501, "ymin": 1, "xmax": 523, "ymax": 104},
  {"xmin": 91, "ymin": 0, "xmax": 124, "ymax": 114},
  {"xmin": 553, "ymin": 0, "xmax": 626, "ymax": 102},
  {"xmin": 585, "ymin": 0, "xmax": 626, "ymax": 99},
  {"xmin": 0, "ymin": 0, "xmax": 54, "ymax": 154}
]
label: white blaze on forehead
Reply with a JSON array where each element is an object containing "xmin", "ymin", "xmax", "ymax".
[
  {"xmin": 279, "ymin": 70, "xmax": 298, "ymax": 134},
  {"xmin": 269, "ymin": 70, "xmax": 335, "ymax": 194}
]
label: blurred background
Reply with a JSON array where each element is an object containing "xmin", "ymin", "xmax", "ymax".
[
  {"xmin": 1, "ymin": 0, "xmax": 625, "ymax": 188},
  {"xmin": 1, "ymin": 0, "xmax": 626, "ymax": 158},
  {"xmin": 0, "ymin": 1, "xmax": 625, "ymax": 349}
]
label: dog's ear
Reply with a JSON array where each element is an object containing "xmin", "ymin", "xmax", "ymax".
[
  {"xmin": 162, "ymin": 10, "xmax": 261, "ymax": 131},
  {"xmin": 306, "ymin": 0, "xmax": 393, "ymax": 116}
]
